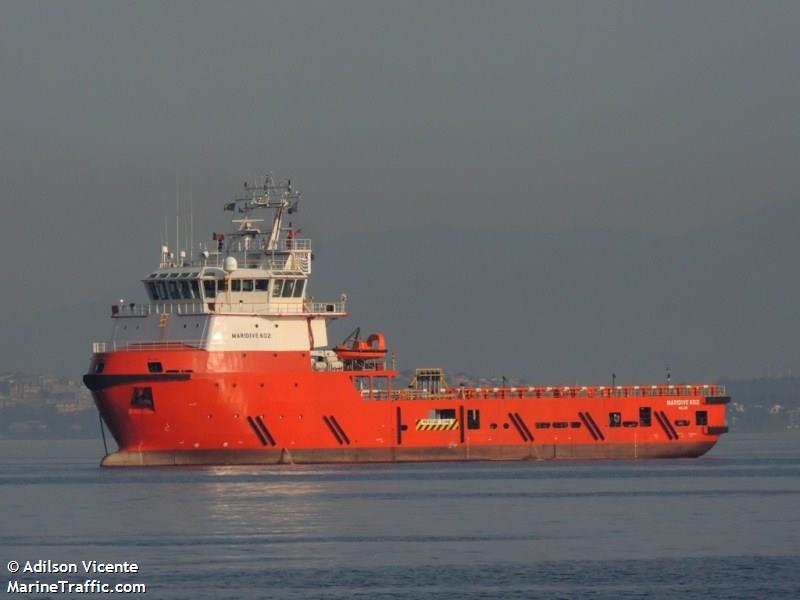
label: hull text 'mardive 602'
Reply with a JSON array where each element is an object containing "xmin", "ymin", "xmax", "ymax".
[{"xmin": 84, "ymin": 175, "xmax": 729, "ymax": 466}]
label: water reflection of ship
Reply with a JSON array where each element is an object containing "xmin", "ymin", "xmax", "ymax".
[{"xmin": 204, "ymin": 471, "xmax": 325, "ymax": 535}]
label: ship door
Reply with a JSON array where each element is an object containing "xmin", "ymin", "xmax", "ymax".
[
  {"xmin": 462, "ymin": 407, "xmax": 480, "ymax": 448},
  {"xmin": 395, "ymin": 406, "xmax": 405, "ymax": 446}
]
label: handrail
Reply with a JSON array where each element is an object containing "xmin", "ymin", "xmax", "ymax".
[
  {"xmin": 112, "ymin": 300, "xmax": 346, "ymax": 317},
  {"xmin": 92, "ymin": 339, "xmax": 208, "ymax": 353},
  {"xmin": 158, "ymin": 239, "xmax": 312, "ymax": 269},
  {"xmin": 386, "ymin": 383, "xmax": 726, "ymax": 400}
]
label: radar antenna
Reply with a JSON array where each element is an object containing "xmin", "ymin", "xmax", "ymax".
[{"xmin": 223, "ymin": 174, "xmax": 301, "ymax": 251}]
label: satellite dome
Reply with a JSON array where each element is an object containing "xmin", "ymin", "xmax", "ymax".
[{"xmin": 223, "ymin": 256, "xmax": 238, "ymax": 272}]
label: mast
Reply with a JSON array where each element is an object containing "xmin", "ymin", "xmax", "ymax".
[
  {"xmin": 175, "ymin": 173, "xmax": 180, "ymax": 261},
  {"xmin": 224, "ymin": 174, "xmax": 301, "ymax": 252}
]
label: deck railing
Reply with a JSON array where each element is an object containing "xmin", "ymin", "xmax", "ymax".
[
  {"xmin": 357, "ymin": 384, "xmax": 727, "ymax": 400},
  {"xmin": 92, "ymin": 340, "xmax": 208, "ymax": 353},
  {"xmin": 112, "ymin": 300, "xmax": 346, "ymax": 317},
  {"xmin": 159, "ymin": 240, "xmax": 312, "ymax": 270}
]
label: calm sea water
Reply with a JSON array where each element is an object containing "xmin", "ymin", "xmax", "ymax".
[{"xmin": 1, "ymin": 434, "xmax": 799, "ymax": 599}]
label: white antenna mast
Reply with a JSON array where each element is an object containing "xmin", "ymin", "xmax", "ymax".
[
  {"xmin": 189, "ymin": 173, "xmax": 194, "ymax": 260},
  {"xmin": 184, "ymin": 177, "xmax": 189, "ymax": 258},
  {"xmin": 175, "ymin": 172, "xmax": 180, "ymax": 261}
]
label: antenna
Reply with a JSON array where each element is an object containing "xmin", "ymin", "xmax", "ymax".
[
  {"xmin": 189, "ymin": 174, "xmax": 194, "ymax": 261},
  {"xmin": 183, "ymin": 176, "xmax": 189, "ymax": 260},
  {"xmin": 175, "ymin": 172, "xmax": 180, "ymax": 261}
]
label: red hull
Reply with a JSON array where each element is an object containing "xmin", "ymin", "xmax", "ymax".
[{"xmin": 84, "ymin": 348, "xmax": 729, "ymax": 467}]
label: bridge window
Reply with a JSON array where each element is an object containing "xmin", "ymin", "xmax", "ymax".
[
  {"xmin": 242, "ymin": 280, "xmax": 254, "ymax": 292},
  {"xmin": 203, "ymin": 280, "xmax": 216, "ymax": 299},
  {"xmin": 695, "ymin": 411, "xmax": 708, "ymax": 426},
  {"xmin": 231, "ymin": 279, "xmax": 241, "ymax": 292},
  {"xmin": 609, "ymin": 412, "xmax": 622, "ymax": 427},
  {"xmin": 535, "ymin": 422, "xmax": 550, "ymax": 429},
  {"xmin": 272, "ymin": 280, "xmax": 283, "ymax": 297},
  {"xmin": 180, "ymin": 280, "xmax": 192, "ymax": 299},
  {"xmin": 281, "ymin": 280, "xmax": 296, "ymax": 297},
  {"xmin": 147, "ymin": 281, "xmax": 159, "ymax": 300},
  {"xmin": 553, "ymin": 422, "xmax": 569, "ymax": 428},
  {"xmin": 167, "ymin": 281, "xmax": 181, "ymax": 300},
  {"xmin": 256, "ymin": 279, "xmax": 269, "ymax": 291},
  {"xmin": 147, "ymin": 362, "xmax": 163, "ymax": 373},
  {"xmin": 639, "ymin": 406, "xmax": 652, "ymax": 427},
  {"xmin": 467, "ymin": 409, "xmax": 480, "ymax": 429},
  {"xmin": 293, "ymin": 280, "xmax": 305, "ymax": 297},
  {"xmin": 190, "ymin": 280, "xmax": 200, "ymax": 298},
  {"xmin": 218, "ymin": 279, "xmax": 227, "ymax": 292}
]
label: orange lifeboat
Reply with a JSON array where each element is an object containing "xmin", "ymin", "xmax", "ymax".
[{"xmin": 334, "ymin": 331, "xmax": 387, "ymax": 361}]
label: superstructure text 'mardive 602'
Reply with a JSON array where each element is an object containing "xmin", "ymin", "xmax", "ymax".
[{"xmin": 84, "ymin": 175, "xmax": 729, "ymax": 466}]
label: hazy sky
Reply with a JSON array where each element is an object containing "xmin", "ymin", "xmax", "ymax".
[{"xmin": 1, "ymin": 1, "xmax": 798, "ymax": 378}]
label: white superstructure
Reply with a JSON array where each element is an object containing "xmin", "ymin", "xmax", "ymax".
[{"xmin": 99, "ymin": 176, "xmax": 346, "ymax": 353}]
